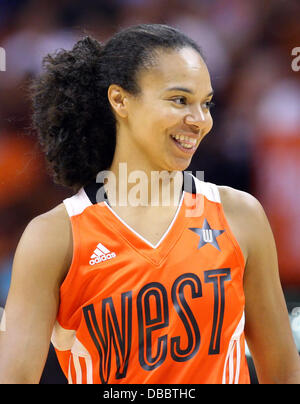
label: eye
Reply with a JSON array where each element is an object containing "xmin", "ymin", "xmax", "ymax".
[
  {"xmin": 203, "ymin": 100, "xmax": 215, "ymax": 110},
  {"xmin": 171, "ymin": 96, "xmax": 187, "ymax": 105}
]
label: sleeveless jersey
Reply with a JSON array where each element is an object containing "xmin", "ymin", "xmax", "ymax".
[{"xmin": 51, "ymin": 174, "xmax": 250, "ymax": 384}]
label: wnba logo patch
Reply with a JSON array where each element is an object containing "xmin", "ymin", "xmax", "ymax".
[
  {"xmin": 202, "ymin": 229, "xmax": 213, "ymax": 243},
  {"xmin": 189, "ymin": 218, "xmax": 225, "ymax": 251},
  {"xmin": 89, "ymin": 242, "xmax": 116, "ymax": 266}
]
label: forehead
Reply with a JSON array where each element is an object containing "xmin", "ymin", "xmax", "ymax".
[{"xmin": 137, "ymin": 47, "xmax": 212, "ymax": 94}]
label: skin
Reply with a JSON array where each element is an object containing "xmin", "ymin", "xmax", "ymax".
[
  {"xmin": 105, "ymin": 47, "xmax": 213, "ymax": 243},
  {"xmin": 108, "ymin": 47, "xmax": 213, "ymax": 175},
  {"xmin": 0, "ymin": 47, "xmax": 299, "ymax": 384}
]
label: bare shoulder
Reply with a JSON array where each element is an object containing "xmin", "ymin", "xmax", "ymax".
[
  {"xmin": 30, "ymin": 202, "xmax": 70, "ymax": 227},
  {"xmin": 218, "ymin": 185, "xmax": 263, "ymax": 215},
  {"xmin": 0, "ymin": 203, "xmax": 73, "ymax": 383},
  {"xmin": 217, "ymin": 185, "xmax": 268, "ymax": 228},
  {"xmin": 14, "ymin": 203, "xmax": 72, "ymax": 285},
  {"xmin": 217, "ymin": 185, "xmax": 271, "ymax": 262},
  {"xmin": 217, "ymin": 186, "xmax": 300, "ymax": 384},
  {"xmin": 26, "ymin": 203, "xmax": 72, "ymax": 256}
]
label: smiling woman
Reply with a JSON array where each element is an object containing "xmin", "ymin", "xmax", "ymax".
[
  {"xmin": 108, "ymin": 46, "xmax": 214, "ymax": 178},
  {"xmin": 0, "ymin": 24, "xmax": 299, "ymax": 385},
  {"xmin": 30, "ymin": 24, "xmax": 209, "ymax": 189}
]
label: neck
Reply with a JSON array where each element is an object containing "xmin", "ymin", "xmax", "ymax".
[
  {"xmin": 104, "ymin": 126, "xmax": 184, "ymax": 208},
  {"xmin": 105, "ymin": 159, "xmax": 183, "ymax": 208}
]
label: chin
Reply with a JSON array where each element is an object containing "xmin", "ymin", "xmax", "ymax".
[{"xmin": 164, "ymin": 158, "xmax": 192, "ymax": 173}]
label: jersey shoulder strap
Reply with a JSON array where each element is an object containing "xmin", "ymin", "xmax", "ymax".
[{"xmin": 191, "ymin": 174, "xmax": 221, "ymax": 203}]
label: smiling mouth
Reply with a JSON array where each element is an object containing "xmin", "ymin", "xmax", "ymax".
[{"xmin": 170, "ymin": 134, "xmax": 198, "ymax": 152}]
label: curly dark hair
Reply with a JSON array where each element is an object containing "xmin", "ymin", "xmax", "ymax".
[{"xmin": 30, "ymin": 24, "xmax": 203, "ymax": 189}]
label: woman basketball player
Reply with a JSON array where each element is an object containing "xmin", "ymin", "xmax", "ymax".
[{"xmin": 0, "ymin": 24, "xmax": 299, "ymax": 384}]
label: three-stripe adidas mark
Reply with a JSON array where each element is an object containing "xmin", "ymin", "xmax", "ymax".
[{"xmin": 89, "ymin": 243, "xmax": 116, "ymax": 266}]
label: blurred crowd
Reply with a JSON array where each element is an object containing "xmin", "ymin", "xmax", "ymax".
[{"xmin": 0, "ymin": 0, "xmax": 300, "ymax": 382}]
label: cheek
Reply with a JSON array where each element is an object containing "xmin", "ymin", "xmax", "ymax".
[
  {"xmin": 205, "ymin": 114, "xmax": 213, "ymax": 133},
  {"xmin": 143, "ymin": 106, "xmax": 181, "ymax": 135},
  {"xmin": 207, "ymin": 114, "xmax": 214, "ymax": 131},
  {"xmin": 128, "ymin": 98, "xmax": 184, "ymax": 141},
  {"xmin": 153, "ymin": 106, "xmax": 184, "ymax": 132}
]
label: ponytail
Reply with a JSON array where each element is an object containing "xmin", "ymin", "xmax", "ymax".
[
  {"xmin": 30, "ymin": 24, "xmax": 203, "ymax": 188},
  {"xmin": 30, "ymin": 36, "xmax": 116, "ymax": 189}
]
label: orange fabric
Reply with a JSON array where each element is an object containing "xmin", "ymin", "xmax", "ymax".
[{"xmin": 54, "ymin": 187, "xmax": 250, "ymax": 384}]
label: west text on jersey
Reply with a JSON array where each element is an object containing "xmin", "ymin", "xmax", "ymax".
[{"xmin": 82, "ymin": 269, "xmax": 231, "ymax": 384}]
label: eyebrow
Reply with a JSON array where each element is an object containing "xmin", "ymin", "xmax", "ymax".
[{"xmin": 165, "ymin": 87, "xmax": 214, "ymax": 97}]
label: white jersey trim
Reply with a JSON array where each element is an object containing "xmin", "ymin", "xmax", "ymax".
[
  {"xmin": 63, "ymin": 176, "xmax": 220, "ymax": 219},
  {"xmin": 222, "ymin": 312, "xmax": 245, "ymax": 384},
  {"xmin": 193, "ymin": 176, "xmax": 221, "ymax": 203},
  {"xmin": 103, "ymin": 190, "xmax": 185, "ymax": 249},
  {"xmin": 51, "ymin": 321, "xmax": 93, "ymax": 384},
  {"xmin": 63, "ymin": 187, "xmax": 92, "ymax": 217},
  {"xmin": 51, "ymin": 320, "xmax": 76, "ymax": 351},
  {"xmin": 70, "ymin": 338, "xmax": 93, "ymax": 384}
]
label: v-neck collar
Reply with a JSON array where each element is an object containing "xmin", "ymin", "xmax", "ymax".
[
  {"xmin": 102, "ymin": 190, "xmax": 185, "ymax": 249},
  {"xmin": 83, "ymin": 172, "xmax": 197, "ymax": 265}
]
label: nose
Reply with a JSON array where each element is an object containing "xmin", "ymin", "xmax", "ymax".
[{"xmin": 184, "ymin": 105, "xmax": 206, "ymax": 129}]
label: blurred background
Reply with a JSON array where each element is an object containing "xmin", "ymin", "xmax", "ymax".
[{"xmin": 0, "ymin": 0, "xmax": 299, "ymax": 384}]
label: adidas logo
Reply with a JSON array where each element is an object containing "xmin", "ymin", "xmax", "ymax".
[{"xmin": 89, "ymin": 243, "xmax": 116, "ymax": 266}]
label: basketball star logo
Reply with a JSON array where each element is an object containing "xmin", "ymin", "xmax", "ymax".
[{"xmin": 189, "ymin": 218, "xmax": 225, "ymax": 251}]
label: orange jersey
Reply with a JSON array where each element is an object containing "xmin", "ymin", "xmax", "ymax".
[{"xmin": 51, "ymin": 174, "xmax": 250, "ymax": 384}]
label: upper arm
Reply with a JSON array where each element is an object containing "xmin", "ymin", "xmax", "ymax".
[
  {"xmin": 242, "ymin": 195, "xmax": 300, "ymax": 383},
  {"xmin": 0, "ymin": 204, "xmax": 72, "ymax": 383},
  {"xmin": 221, "ymin": 187, "xmax": 300, "ymax": 383}
]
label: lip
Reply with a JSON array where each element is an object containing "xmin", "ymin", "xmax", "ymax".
[
  {"xmin": 170, "ymin": 132, "xmax": 202, "ymax": 142},
  {"xmin": 172, "ymin": 132, "xmax": 200, "ymax": 139},
  {"xmin": 170, "ymin": 135, "xmax": 198, "ymax": 154}
]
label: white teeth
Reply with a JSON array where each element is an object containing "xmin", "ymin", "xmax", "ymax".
[{"xmin": 171, "ymin": 134, "xmax": 197, "ymax": 146}]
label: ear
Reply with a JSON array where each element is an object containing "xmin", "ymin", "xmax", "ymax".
[{"xmin": 107, "ymin": 84, "xmax": 129, "ymax": 119}]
